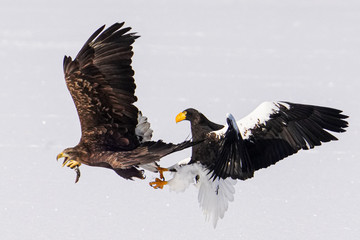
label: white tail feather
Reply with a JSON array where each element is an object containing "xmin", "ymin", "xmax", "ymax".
[
  {"xmin": 167, "ymin": 162, "xmax": 236, "ymax": 228},
  {"xmin": 196, "ymin": 169, "xmax": 236, "ymax": 227}
]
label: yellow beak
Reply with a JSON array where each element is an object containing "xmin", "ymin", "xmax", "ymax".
[
  {"xmin": 56, "ymin": 152, "xmax": 69, "ymax": 161},
  {"xmin": 175, "ymin": 111, "xmax": 187, "ymax": 123}
]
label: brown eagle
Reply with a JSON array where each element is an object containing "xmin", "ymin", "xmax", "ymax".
[{"xmin": 57, "ymin": 22, "xmax": 193, "ymax": 182}]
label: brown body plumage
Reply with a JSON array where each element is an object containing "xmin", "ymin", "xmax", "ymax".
[{"xmin": 57, "ymin": 22, "xmax": 193, "ymax": 182}]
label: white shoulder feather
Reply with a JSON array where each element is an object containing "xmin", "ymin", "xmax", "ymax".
[{"xmin": 236, "ymin": 101, "xmax": 290, "ymax": 139}]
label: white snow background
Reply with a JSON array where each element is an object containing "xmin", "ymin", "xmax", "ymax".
[{"xmin": 0, "ymin": 0, "xmax": 358, "ymax": 239}]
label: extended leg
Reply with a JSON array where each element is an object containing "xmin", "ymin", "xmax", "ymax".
[
  {"xmin": 157, "ymin": 166, "xmax": 169, "ymax": 181},
  {"xmin": 149, "ymin": 178, "xmax": 168, "ymax": 189}
]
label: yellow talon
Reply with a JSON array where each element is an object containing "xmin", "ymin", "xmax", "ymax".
[
  {"xmin": 62, "ymin": 159, "xmax": 69, "ymax": 167},
  {"xmin": 149, "ymin": 178, "xmax": 168, "ymax": 189},
  {"xmin": 66, "ymin": 160, "xmax": 81, "ymax": 169},
  {"xmin": 56, "ymin": 152, "xmax": 82, "ymax": 183}
]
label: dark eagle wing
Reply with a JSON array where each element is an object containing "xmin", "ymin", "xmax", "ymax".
[
  {"xmin": 63, "ymin": 23, "xmax": 140, "ymax": 150},
  {"xmin": 210, "ymin": 114, "xmax": 254, "ymax": 181},
  {"xmin": 237, "ymin": 101, "xmax": 348, "ymax": 171}
]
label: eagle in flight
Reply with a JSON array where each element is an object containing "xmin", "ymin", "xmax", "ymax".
[
  {"xmin": 57, "ymin": 22, "xmax": 193, "ymax": 182},
  {"xmin": 150, "ymin": 101, "xmax": 348, "ymax": 227}
]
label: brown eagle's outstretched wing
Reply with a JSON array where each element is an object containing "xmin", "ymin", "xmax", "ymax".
[
  {"xmin": 60, "ymin": 23, "xmax": 196, "ymax": 181},
  {"xmin": 63, "ymin": 23, "xmax": 140, "ymax": 150}
]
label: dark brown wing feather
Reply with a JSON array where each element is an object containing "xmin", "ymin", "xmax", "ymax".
[
  {"xmin": 111, "ymin": 140, "xmax": 196, "ymax": 168},
  {"xmin": 63, "ymin": 23, "xmax": 140, "ymax": 150},
  {"xmin": 85, "ymin": 140, "xmax": 196, "ymax": 180}
]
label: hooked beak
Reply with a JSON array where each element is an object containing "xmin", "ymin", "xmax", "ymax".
[
  {"xmin": 175, "ymin": 111, "xmax": 187, "ymax": 123},
  {"xmin": 56, "ymin": 152, "xmax": 70, "ymax": 166},
  {"xmin": 56, "ymin": 152, "xmax": 68, "ymax": 160}
]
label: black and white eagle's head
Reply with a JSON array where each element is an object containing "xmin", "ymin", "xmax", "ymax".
[{"xmin": 175, "ymin": 108, "xmax": 203, "ymax": 125}]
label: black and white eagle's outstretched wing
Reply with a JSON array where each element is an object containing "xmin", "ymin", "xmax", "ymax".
[
  {"xmin": 237, "ymin": 101, "xmax": 348, "ymax": 171},
  {"xmin": 211, "ymin": 101, "xmax": 348, "ymax": 180}
]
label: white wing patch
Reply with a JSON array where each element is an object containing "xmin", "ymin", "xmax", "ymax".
[
  {"xmin": 167, "ymin": 162, "xmax": 236, "ymax": 228},
  {"xmin": 136, "ymin": 112, "xmax": 155, "ymax": 172},
  {"xmin": 237, "ymin": 101, "xmax": 290, "ymax": 139},
  {"xmin": 135, "ymin": 112, "xmax": 153, "ymax": 143}
]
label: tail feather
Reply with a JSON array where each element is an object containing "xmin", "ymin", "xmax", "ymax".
[{"xmin": 167, "ymin": 162, "xmax": 237, "ymax": 228}]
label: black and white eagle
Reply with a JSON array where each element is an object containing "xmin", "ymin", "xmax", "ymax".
[{"xmin": 150, "ymin": 101, "xmax": 348, "ymax": 227}]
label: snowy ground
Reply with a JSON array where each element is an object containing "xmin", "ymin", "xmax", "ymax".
[{"xmin": 0, "ymin": 0, "xmax": 359, "ymax": 239}]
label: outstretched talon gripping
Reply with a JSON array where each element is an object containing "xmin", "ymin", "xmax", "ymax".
[
  {"xmin": 62, "ymin": 159, "xmax": 81, "ymax": 169},
  {"xmin": 157, "ymin": 166, "xmax": 169, "ymax": 181},
  {"xmin": 56, "ymin": 152, "xmax": 82, "ymax": 183},
  {"xmin": 149, "ymin": 178, "xmax": 168, "ymax": 189}
]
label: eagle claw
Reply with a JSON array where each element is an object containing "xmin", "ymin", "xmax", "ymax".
[
  {"xmin": 63, "ymin": 160, "xmax": 81, "ymax": 183},
  {"xmin": 57, "ymin": 154, "xmax": 82, "ymax": 183},
  {"xmin": 64, "ymin": 160, "xmax": 81, "ymax": 169},
  {"xmin": 149, "ymin": 178, "xmax": 168, "ymax": 189}
]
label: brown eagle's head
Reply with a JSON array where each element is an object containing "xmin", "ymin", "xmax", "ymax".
[{"xmin": 56, "ymin": 147, "xmax": 84, "ymax": 183}]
